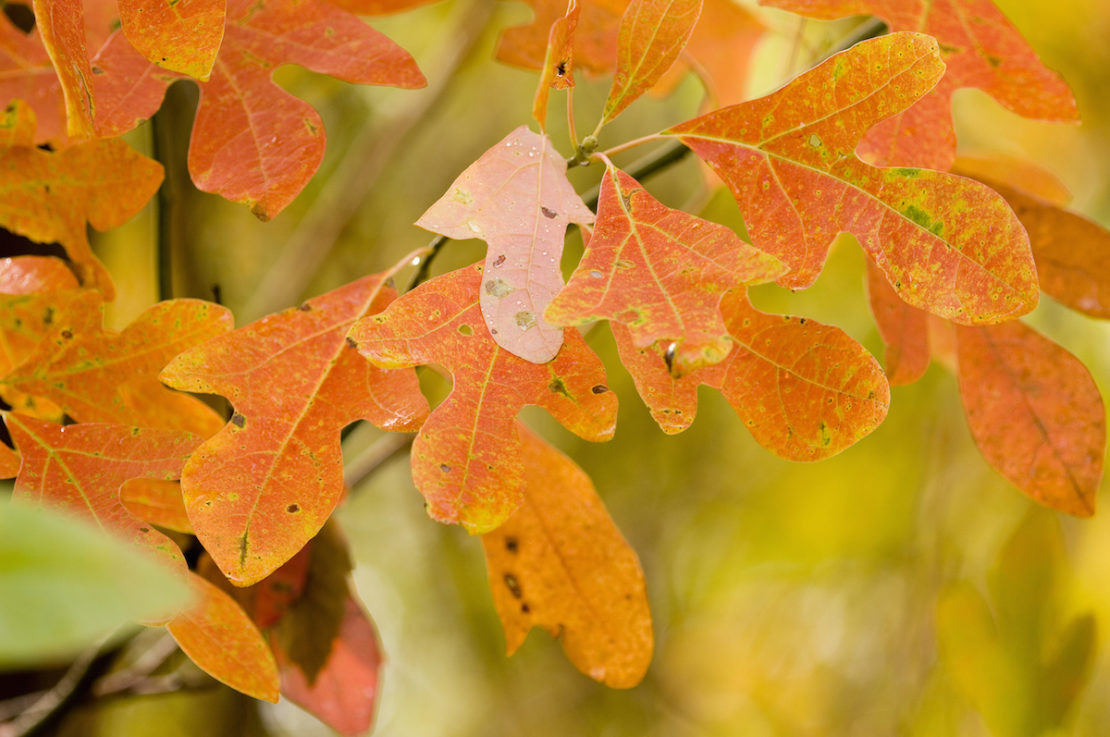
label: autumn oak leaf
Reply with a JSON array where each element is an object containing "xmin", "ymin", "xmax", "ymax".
[
  {"xmin": 613, "ymin": 290, "xmax": 890, "ymax": 459},
  {"xmin": 532, "ymin": 0, "xmax": 579, "ymax": 128},
  {"xmin": 160, "ymin": 274, "xmax": 428, "ymax": 586},
  {"xmin": 482, "ymin": 426, "xmax": 652, "ymax": 688},
  {"xmin": 547, "ymin": 162, "xmax": 785, "ymax": 375},
  {"xmin": 5, "ymin": 413, "xmax": 200, "ymax": 569},
  {"xmin": 119, "ymin": 0, "xmax": 227, "ymax": 80},
  {"xmin": 0, "ymin": 102, "xmax": 163, "ymax": 298},
  {"xmin": 760, "ymin": 0, "xmax": 1079, "ymax": 169},
  {"xmin": 668, "ymin": 32, "xmax": 1038, "ymax": 325},
  {"xmin": 416, "ymin": 126, "xmax": 594, "ymax": 363},
  {"xmin": 349, "ymin": 263, "xmax": 618, "ymax": 534},
  {"xmin": 956, "ymin": 321, "xmax": 1105, "ymax": 517},
  {"xmin": 3, "ymin": 292, "xmax": 232, "ymax": 436},
  {"xmin": 31, "ymin": 0, "xmax": 96, "ymax": 138},
  {"xmin": 0, "ymin": 15, "xmax": 67, "ymax": 144}
]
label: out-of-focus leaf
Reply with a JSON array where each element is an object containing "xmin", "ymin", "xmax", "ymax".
[
  {"xmin": 865, "ymin": 258, "xmax": 930, "ymax": 385},
  {"xmin": 956, "ymin": 321, "xmax": 1104, "ymax": 516},
  {"xmin": 5, "ymin": 292, "xmax": 231, "ymax": 435},
  {"xmin": 546, "ymin": 162, "xmax": 784, "ymax": 375},
  {"xmin": 602, "ymin": 0, "xmax": 702, "ymax": 123},
  {"xmin": 669, "ymin": 33, "xmax": 1039, "ymax": 325},
  {"xmin": 0, "ymin": 502, "xmax": 192, "ymax": 667},
  {"xmin": 761, "ymin": 0, "xmax": 1079, "ymax": 169},
  {"xmin": 161, "ymin": 275, "xmax": 427, "ymax": 585},
  {"xmin": 532, "ymin": 0, "xmax": 579, "ymax": 128},
  {"xmin": 481, "ymin": 426, "xmax": 652, "ymax": 688},
  {"xmin": 167, "ymin": 572, "xmax": 280, "ymax": 702},
  {"xmin": 613, "ymin": 290, "xmax": 890, "ymax": 459},
  {"xmin": 416, "ymin": 126, "xmax": 594, "ymax": 363},
  {"xmin": 118, "ymin": 0, "xmax": 226, "ymax": 79},
  {"xmin": 350, "ymin": 263, "xmax": 617, "ymax": 533}
]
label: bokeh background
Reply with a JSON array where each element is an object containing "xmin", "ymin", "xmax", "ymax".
[{"xmin": 33, "ymin": 0, "xmax": 1110, "ymax": 734}]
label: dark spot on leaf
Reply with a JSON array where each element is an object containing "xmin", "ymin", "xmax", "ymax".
[
  {"xmin": 346, "ymin": 336, "xmax": 357, "ymax": 348},
  {"xmin": 555, "ymin": 60, "xmax": 567, "ymax": 77},
  {"xmin": 541, "ymin": 206, "xmax": 557, "ymax": 219},
  {"xmin": 298, "ymin": 303, "xmax": 311, "ymax": 311},
  {"xmin": 591, "ymin": 384, "xmax": 609, "ymax": 394},
  {"xmin": 799, "ymin": 318, "xmax": 806, "ymax": 324},
  {"xmin": 287, "ymin": 504, "xmax": 299, "ymax": 513},
  {"xmin": 492, "ymin": 254, "xmax": 506, "ymax": 268},
  {"xmin": 505, "ymin": 537, "xmax": 519, "ymax": 553},
  {"xmin": 91, "ymin": 66, "xmax": 104, "ymax": 75},
  {"xmin": 504, "ymin": 573, "xmax": 523, "ymax": 599},
  {"xmin": 521, "ymin": 603, "xmax": 531, "ymax": 614},
  {"xmin": 549, "ymin": 377, "xmax": 571, "ymax": 397},
  {"xmin": 440, "ymin": 463, "xmax": 451, "ymax": 473},
  {"xmin": 231, "ymin": 413, "xmax": 246, "ymax": 428},
  {"xmin": 139, "ymin": 527, "xmax": 150, "ymax": 533},
  {"xmin": 60, "ymin": 329, "xmax": 73, "ymax": 339}
]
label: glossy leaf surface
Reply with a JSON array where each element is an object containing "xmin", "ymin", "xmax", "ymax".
[
  {"xmin": 761, "ymin": 0, "xmax": 1079, "ymax": 168},
  {"xmin": 613, "ymin": 290, "xmax": 890, "ymax": 459},
  {"xmin": 161, "ymin": 275, "xmax": 427, "ymax": 585},
  {"xmin": 547, "ymin": 163, "xmax": 784, "ymax": 374},
  {"xmin": 417, "ymin": 126, "xmax": 594, "ymax": 363},
  {"xmin": 669, "ymin": 33, "xmax": 1038, "ymax": 325},
  {"xmin": 118, "ymin": 0, "xmax": 227, "ymax": 79},
  {"xmin": 481, "ymin": 427, "xmax": 652, "ymax": 688},
  {"xmin": 956, "ymin": 321, "xmax": 1105, "ymax": 517},
  {"xmin": 350, "ymin": 263, "xmax": 618, "ymax": 533}
]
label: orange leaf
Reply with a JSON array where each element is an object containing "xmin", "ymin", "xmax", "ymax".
[
  {"xmin": 0, "ymin": 288, "xmax": 84, "ymax": 422},
  {"xmin": 547, "ymin": 162, "xmax": 784, "ymax": 375},
  {"xmin": 956, "ymin": 322, "xmax": 1105, "ymax": 517},
  {"xmin": 613, "ymin": 290, "xmax": 890, "ymax": 459},
  {"xmin": 669, "ymin": 32, "xmax": 1038, "ymax": 325},
  {"xmin": 0, "ymin": 440, "xmax": 19, "ymax": 478},
  {"xmin": 120, "ymin": 479, "xmax": 193, "ymax": 534},
  {"xmin": 761, "ymin": 0, "xmax": 1079, "ymax": 169},
  {"xmin": 0, "ymin": 17, "xmax": 67, "ymax": 145},
  {"xmin": 167, "ymin": 572, "xmax": 280, "ymax": 702},
  {"xmin": 349, "ymin": 263, "xmax": 618, "ymax": 533},
  {"xmin": 160, "ymin": 275, "xmax": 428, "ymax": 585},
  {"xmin": 274, "ymin": 595, "xmax": 384, "ymax": 737},
  {"xmin": 532, "ymin": 0, "xmax": 579, "ymax": 128},
  {"xmin": 416, "ymin": 126, "xmax": 594, "ymax": 363},
  {"xmin": 0, "ymin": 102, "xmax": 163, "ymax": 298},
  {"xmin": 954, "ymin": 162, "xmax": 1110, "ymax": 320},
  {"xmin": 5, "ymin": 413, "xmax": 199, "ymax": 568},
  {"xmin": 118, "ymin": 0, "xmax": 226, "ymax": 80},
  {"xmin": 91, "ymin": 0, "xmax": 425, "ymax": 219},
  {"xmin": 865, "ymin": 258, "xmax": 930, "ymax": 385},
  {"xmin": 481, "ymin": 426, "xmax": 652, "ymax": 688},
  {"xmin": 602, "ymin": 0, "xmax": 702, "ymax": 123},
  {"xmin": 31, "ymin": 0, "xmax": 96, "ymax": 138},
  {"xmin": 0, "ymin": 256, "xmax": 79, "ymax": 293},
  {"xmin": 4, "ymin": 292, "xmax": 231, "ymax": 436}
]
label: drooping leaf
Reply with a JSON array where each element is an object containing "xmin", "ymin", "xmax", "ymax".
[
  {"xmin": 612, "ymin": 290, "xmax": 890, "ymax": 459},
  {"xmin": 350, "ymin": 263, "xmax": 618, "ymax": 533},
  {"xmin": 953, "ymin": 161, "xmax": 1110, "ymax": 319},
  {"xmin": 5, "ymin": 413, "xmax": 200, "ymax": 568},
  {"xmin": 668, "ymin": 32, "xmax": 1039, "ymax": 325},
  {"xmin": 956, "ymin": 321, "xmax": 1104, "ymax": 517},
  {"xmin": 602, "ymin": 0, "xmax": 702, "ymax": 123},
  {"xmin": 4, "ymin": 292, "xmax": 231, "ymax": 436},
  {"xmin": 119, "ymin": 479, "xmax": 193, "ymax": 534},
  {"xmin": 167, "ymin": 571, "xmax": 280, "ymax": 702},
  {"xmin": 0, "ymin": 256, "xmax": 78, "ymax": 293},
  {"xmin": 760, "ymin": 0, "xmax": 1079, "ymax": 169},
  {"xmin": 0, "ymin": 102, "xmax": 164, "ymax": 297},
  {"xmin": 118, "ymin": 0, "xmax": 226, "ymax": 79},
  {"xmin": 546, "ymin": 163, "xmax": 785, "ymax": 375},
  {"xmin": 865, "ymin": 258, "xmax": 930, "ymax": 385},
  {"xmin": 91, "ymin": 0, "xmax": 426, "ymax": 219},
  {"xmin": 0, "ymin": 17, "xmax": 67, "ymax": 144},
  {"xmin": 161, "ymin": 274, "xmax": 427, "ymax": 585},
  {"xmin": 481, "ymin": 426, "xmax": 652, "ymax": 688},
  {"xmin": 0, "ymin": 502, "xmax": 193, "ymax": 667},
  {"xmin": 532, "ymin": 0, "xmax": 579, "ymax": 128},
  {"xmin": 31, "ymin": 0, "xmax": 96, "ymax": 138},
  {"xmin": 416, "ymin": 126, "xmax": 594, "ymax": 363}
]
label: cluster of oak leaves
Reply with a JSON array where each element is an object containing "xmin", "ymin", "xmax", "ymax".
[{"xmin": 1, "ymin": 0, "xmax": 1108, "ymax": 732}]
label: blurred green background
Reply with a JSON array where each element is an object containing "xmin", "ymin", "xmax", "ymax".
[{"xmin": 34, "ymin": 0, "xmax": 1110, "ymax": 734}]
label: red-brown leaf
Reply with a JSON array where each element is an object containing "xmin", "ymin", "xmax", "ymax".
[
  {"xmin": 481, "ymin": 426, "xmax": 652, "ymax": 688},
  {"xmin": 865, "ymin": 258, "xmax": 930, "ymax": 385},
  {"xmin": 417, "ymin": 127, "xmax": 594, "ymax": 363},
  {"xmin": 956, "ymin": 322, "xmax": 1105, "ymax": 517},
  {"xmin": 532, "ymin": 0, "xmax": 580, "ymax": 128},
  {"xmin": 613, "ymin": 290, "xmax": 890, "ymax": 459},
  {"xmin": 119, "ymin": 0, "xmax": 226, "ymax": 80},
  {"xmin": 547, "ymin": 163, "xmax": 784, "ymax": 374},
  {"xmin": 603, "ymin": 0, "xmax": 701, "ymax": 123},
  {"xmin": 4, "ymin": 292, "xmax": 231, "ymax": 435},
  {"xmin": 160, "ymin": 275, "xmax": 428, "ymax": 585},
  {"xmin": 669, "ymin": 32, "xmax": 1038, "ymax": 325},
  {"xmin": 760, "ymin": 0, "xmax": 1079, "ymax": 169},
  {"xmin": 349, "ymin": 263, "xmax": 618, "ymax": 533},
  {"xmin": 167, "ymin": 572, "xmax": 280, "ymax": 702},
  {"xmin": 5, "ymin": 413, "xmax": 199, "ymax": 567}
]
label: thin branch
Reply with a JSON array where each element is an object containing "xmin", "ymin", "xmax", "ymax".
[
  {"xmin": 344, "ymin": 432, "xmax": 414, "ymax": 489},
  {"xmin": 91, "ymin": 632, "xmax": 179, "ymax": 698},
  {"xmin": 407, "ymin": 234, "xmax": 449, "ymax": 291}
]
